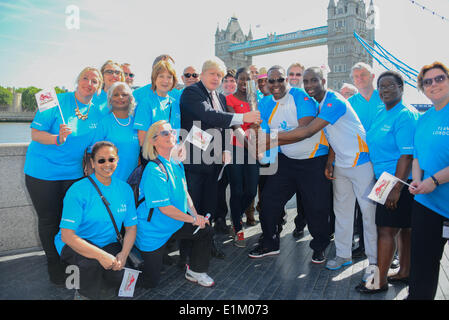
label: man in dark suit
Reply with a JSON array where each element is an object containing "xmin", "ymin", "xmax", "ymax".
[{"xmin": 180, "ymin": 59, "xmax": 260, "ymax": 260}]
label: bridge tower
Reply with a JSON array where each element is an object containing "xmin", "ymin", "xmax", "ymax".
[
  {"xmin": 327, "ymin": 0, "xmax": 375, "ymax": 90},
  {"xmin": 215, "ymin": 15, "xmax": 253, "ymax": 70}
]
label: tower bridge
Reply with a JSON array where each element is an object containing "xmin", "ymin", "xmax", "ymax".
[{"xmin": 215, "ymin": 0, "xmax": 375, "ymax": 90}]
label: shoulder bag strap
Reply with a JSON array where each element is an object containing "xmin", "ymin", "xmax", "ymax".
[
  {"xmin": 86, "ymin": 176, "xmax": 123, "ymax": 243},
  {"xmin": 145, "ymin": 158, "xmax": 169, "ymax": 222}
]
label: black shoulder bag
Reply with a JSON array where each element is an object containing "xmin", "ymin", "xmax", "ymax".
[{"xmin": 87, "ymin": 176, "xmax": 144, "ymax": 270}]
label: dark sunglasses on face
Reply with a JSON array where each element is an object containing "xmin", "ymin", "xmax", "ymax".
[
  {"xmin": 289, "ymin": 72, "xmax": 302, "ymax": 77},
  {"xmin": 184, "ymin": 73, "xmax": 199, "ymax": 79},
  {"xmin": 153, "ymin": 129, "xmax": 176, "ymax": 139},
  {"xmin": 97, "ymin": 157, "xmax": 116, "ymax": 164},
  {"xmin": 124, "ymin": 72, "xmax": 135, "ymax": 78},
  {"xmin": 268, "ymin": 77, "xmax": 285, "ymax": 84},
  {"xmin": 422, "ymin": 74, "xmax": 447, "ymax": 88},
  {"xmin": 104, "ymin": 70, "xmax": 122, "ymax": 76}
]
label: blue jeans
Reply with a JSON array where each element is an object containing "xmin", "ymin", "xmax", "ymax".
[{"xmin": 227, "ymin": 148, "xmax": 259, "ymax": 233}]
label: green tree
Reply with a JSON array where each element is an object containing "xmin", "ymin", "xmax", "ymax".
[
  {"xmin": 21, "ymin": 86, "xmax": 42, "ymax": 111},
  {"xmin": 0, "ymin": 86, "xmax": 13, "ymax": 106}
]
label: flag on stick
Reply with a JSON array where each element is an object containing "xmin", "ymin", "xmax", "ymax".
[
  {"xmin": 35, "ymin": 88, "xmax": 66, "ymax": 124},
  {"xmin": 118, "ymin": 268, "xmax": 141, "ymax": 298},
  {"xmin": 368, "ymin": 171, "xmax": 414, "ymax": 205}
]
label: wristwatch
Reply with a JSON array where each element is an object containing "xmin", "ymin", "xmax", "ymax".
[
  {"xmin": 430, "ymin": 175, "xmax": 440, "ymax": 187},
  {"xmin": 191, "ymin": 215, "xmax": 197, "ymax": 224},
  {"xmin": 270, "ymin": 130, "xmax": 278, "ymax": 140}
]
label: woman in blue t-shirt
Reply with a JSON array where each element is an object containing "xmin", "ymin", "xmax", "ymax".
[
  {"xmin": 358, "ymin": 71, "xmax": 419, "ymax": 294},
  {"xmin": 55, "ymin": 141, "xmax": 137, "ymax": 300},
  {"xmin": 135, "ymin": 120, "xmax": 214, "ymax": 288},
  {"xmin": 93, "ymin": 82, "xmax": 140, "ymax": 181},
  {"xmin": 407, "ymin": 62, "xmax": 449, "ymax": 300},
  {"xmin": 24, "ymin": 67, "xmax": 105, "ymax": 285}
]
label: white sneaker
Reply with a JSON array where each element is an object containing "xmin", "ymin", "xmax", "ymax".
[
  {"xmin": 362, "ymin": 264, "xmax": 378, "ymax": 282},
  {"xmin": 185, "ymin": 265, "xmax": 215, "ymax": 287}
]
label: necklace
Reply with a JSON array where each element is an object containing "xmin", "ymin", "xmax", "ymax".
[
  {"xmin": 156, "ymin": 93, "xmax": 173, "ymax": 122},
  {"xmin": 74, "ymin": 96, "xmax": 92, "ymax": 120},
  {"xmin": 112, "ymin": 112, "xmax": 131, "ymax": 127}
]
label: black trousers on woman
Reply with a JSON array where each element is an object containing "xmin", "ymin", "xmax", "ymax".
[
  {"xmin": 140, "ymin": 223, "xmax": 213, "ymax": 288},
  {"xmin": 408, "ymin": 201, "xmax": 449, "ymax": 300},
  {"xmin": 25, "ymin": 174, "xmax": 79, "ymax": 284},
  {"xmin": 60, "ymin": 242, "xmax": 124, "ymax": 299}
]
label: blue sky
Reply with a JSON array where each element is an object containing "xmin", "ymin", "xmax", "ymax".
[{"xmin": 0, "ymin": 0, "xmax": 448, "ymax": 104}]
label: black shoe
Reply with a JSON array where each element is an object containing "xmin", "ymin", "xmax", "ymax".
[
  {"xmin": 292, "ymin": 228, "xmax": 305, "ymax": 239},
  {"xmin": 387, "ymin": 276, "xmax": 409, "ymax": 285},
  {"xmin": 352, "ymin": 246, "xmax": 366, "ymax": 259},
  {"xmin": 355, "ymin": 282, "xmax": 388, "ymax": 294},
  {"xmin": 211, "ymin": 239, "xmax": 225, "ymax": 259},
  {"xmin": 248, "ymin": 245, "xmax": 280, "ymax": 259},
  {"xmin": 47, "ymin": 260, "xmax": 66, "ymax": 286},
  {"xmin": 311, "ymin": 250, "xmax": 325, "ymax": 264}
]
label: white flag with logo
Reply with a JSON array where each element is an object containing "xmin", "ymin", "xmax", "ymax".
[
  {"xmin": 368, "ymin": 171, "xmax": 404, "ymax": 205},
  {"xmin": 118, "ymin": 268, "xmax": 141, "ymax": 298},
  {"xmin": 185, "ymin": 125, "xmax": 213, "ymax": 151},
  {"xmin": 35, "ymin": 88, "xmax": 59, "ymax": 112}
]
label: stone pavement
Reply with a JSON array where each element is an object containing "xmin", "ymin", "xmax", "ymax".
[{"xmin": 1, "ymin": 206, "xmax": 449, "ymax": 301}]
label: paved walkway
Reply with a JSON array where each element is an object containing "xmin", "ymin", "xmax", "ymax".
[{"xmin": 1, "ymin": 206, "xmax": 449, "ymax": 300}]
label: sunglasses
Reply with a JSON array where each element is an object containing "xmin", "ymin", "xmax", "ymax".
[
  {"xmin": 104, "ymin": 70, "xmax": 122, "ymax": 76},
  {"xmin": 124, "ymin": 72, "xmax": 135, "ymax": 79},
  {"xmin": 97, "ymin": 157, "xmax": 116, "ymax": 164},
  {"xmin": 153, "ymin": 129, "xmax": 176, "ymax": 139},
  {"xmin": 184, "ymin": 73, "xmax": 199, "ymax": 79},
  {"xmin": 422, "ymin": 74, "xmax": 447, "ymax": 88},
  {"xmin": 289, "ymin": 72, "xmax": 302, "ymax": 77},
  {"xmin": 268, "ymin": 77, "xmax": 285, "ymax": 84}
]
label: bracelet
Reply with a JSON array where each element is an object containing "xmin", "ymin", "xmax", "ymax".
[
  {"xmin": 191, "ymin": 215, "xmax": 197, "ymax": 224},
  {"xmin": 55, "ymin": 135, "xmax": 60, "ymax": 146},
  {"xmin": 430, "ymin": 175, "xmax": 440, "ymax": 187}
]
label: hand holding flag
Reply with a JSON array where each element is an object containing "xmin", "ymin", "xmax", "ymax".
[{"xmin": 368, "ymin": 171, "xmax": 415, "ymax": 205}]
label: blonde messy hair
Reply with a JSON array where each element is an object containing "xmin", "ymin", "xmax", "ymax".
[{"xmin": 142, "ymin": 120, "xmax": 167, "ymax": 160}]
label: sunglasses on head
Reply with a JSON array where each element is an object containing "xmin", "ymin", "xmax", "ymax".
[
  {"xmin": 153, "ymin": 129, "xmax": 176, "ymax": 139},
  {"xmin": 97, "ymin": 157, "xmax": 116, "ymax": 164},
  {"xmin": 289, "ymin": 72, "xmax": 302, "ymax": 77},
  {"xmin": 268, "ymin": 77, "xmax": 285, "ymax": 84},
  {"xmin": 422, "ymin": 74, "xmax": 447, "ymax": 88},
  {"xmin": 124, "ymin": 72, "xmax": 135, "ymax": 78},
  {"xmin": 104, "ymin": 70, "xmax": 122, "ymax": 76},
  {"xmin": 184, "ymin": 73, "xmax": 199, "ymax": 79}
]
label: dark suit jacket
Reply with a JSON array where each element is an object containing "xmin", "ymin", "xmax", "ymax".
[{"xmin": 180, "ymin": 81, "xmax": 235, "ymax": 174}]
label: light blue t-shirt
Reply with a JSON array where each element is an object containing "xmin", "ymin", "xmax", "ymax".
[
  {"xmin": 54, "ymin": 174, "xmax": 137, "ymax": 255},
  {"xmin": 348, "ymin": 90, "xmax": 383, "ymax": 132},
  {"xmin": 91, "ymin": 90, "xmax": 110, "ymax": 116},
  {"xmin": 413, "ymin": 104, "xmax": 449, "ymax": 219},
  {"xmin": 24, "ymin": 92, "xmax": 107, "ymax": 181},
  {"xmin": 133, "ymin": 85, "xmax": 181, "ymax": 135},
  {"xmin": 367, "ymin": 102, "xmax": 419, "ymax": 179},
  {"xmin": 92, "ymin": 112, "xmax": 140, "ymax": 181},
  {"xmin": 259, "ymin": 87, "xmax": 328, "ymax": 160},
  {"xmin": 317, "ymin": 90, "xmax": 369, "ymax": 168},
  {"xmin": 135, "ymin": 156, "xmax": 189, "ymax": 252}
]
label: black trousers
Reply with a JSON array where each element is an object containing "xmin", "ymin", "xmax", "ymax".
[
  {"xmin": 60, "ymin": 242, "xmax": 124, "ymax": 299},
  {"xmin": 260, "ymin": 154, "xmax": 332, "ymax": 251},
  {"xmin": 408, "ymin": 201, "xmax": 449, "ymax": 300},
  {"xmin": 140, "ymin": 223, "xmax": 213, "ymax": 288},
  {"xmin": 25, "ymin": 175, "xmax": 79, "ymax": 267}
]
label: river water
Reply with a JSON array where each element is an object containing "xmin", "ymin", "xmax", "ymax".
[{"xmin": 0, "ymin": 123, "xmax": 32, "ymax": 144}]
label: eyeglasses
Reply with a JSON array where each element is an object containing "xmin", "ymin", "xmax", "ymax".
[
  {"xmin": 104, "ymin": 70, "xmax": 122, "ymax": 76},
  {"xmin": 422, "ymin": 74, "xmax": 447, "ymax": 88},
  {"xmin": 124, "ymin": 72, "xmax": 135, "ymax": 79},
  {"xmin": 153, "ymin": 129, "xmax": 176, "ymax": 139},
  {"xmin": 268, "ymin": 77, "xmax": 285, "ymax": 84},
  {"xmin": 289, "ymin": 72, "xmax": 302, "ymax": 77},
  {"xmin": 184, "ymin": 73, "xmax": 199, "ymax": 79},
  {"xmin": 97, "ymin": 157, "xmax": 116, "ymax": 164}
]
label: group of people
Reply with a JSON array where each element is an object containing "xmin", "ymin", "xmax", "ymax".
[{"xmin": 23, "ymin": 54, "xmax": 449, "ymax": 300}]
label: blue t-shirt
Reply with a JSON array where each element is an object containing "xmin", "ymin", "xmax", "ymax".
[
  {"xmin": 367, "ymin": 102, "xmax": 419, "ymax": 179},
  {"xmin": 54, "ymin": 174, "xmax": 137, "ymax": 255},
  {"xmin": 413, "ymin": 104, "xmax": 449, "ymax": 218},
  {"xmin": 133, "ymin": 85, "xmax": 181, "ymax": 136},
  {"xmin": 135, "ymin": 156, "xmax": 189, "ymax": 252},
  {"xmin": 348, "ymin": 90, "xmax": 383, "ymax": 132},
  {"xmin": 91, "ymin": 90, "xmax": 110, "ymax": 116},
  {"xmin": 92, "ymin": 112, "xmax": 140, "ymax": 181},
  {"xmin": 317, "ymin": 90, "xmax": 369, "ymax": 168},
  {"xmin": 24, "ymin": 92, "xmax": 107, "ymax": 181}
]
